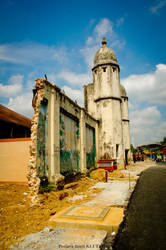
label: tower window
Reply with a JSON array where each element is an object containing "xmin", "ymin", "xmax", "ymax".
[
  {"xmin": 113, "ymin": 67, "xmax": 116, "ymax": 72},
  {"xmin": 103, "ymin": 67, "xmax": 107, "ymax": 72}
]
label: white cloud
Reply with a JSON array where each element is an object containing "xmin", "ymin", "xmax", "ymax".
[
  {"xmin": 0, "ymin": 42, "xmax": 68, "ymax": 65},
  {"xmin": 81, "ymin": 18, "xmax": 125, "ymax": 69},
  {"xmin": 150, "ymin": 0, "xmax": 166, "ymax": 14},
  {"xmin": 86, "ymin": 37, "xmax": 94, "ymax": 46},
  {"xmin": 157, "ymin": 122, "xmax": 166, "ymax": 137},
  {"xmin": 94, "ymin": 18, "xmax": 113, "ymax": 39},
  {"xmin": 57, "ymin": 71, "xmax": 91, "ymax": 87},
  {"xmin": 123, "ymin": 65, "xmax": 166, "ymax": 145},
  {"xmin": 122, "ymin": 64, "xmax": 166, "ymax": 105},
  {"xmin": 80, "ymin": 46, "xmax": 98, "ymax": 68},
  {"xmin": 130, "ymin": 106, "xmax": 164, "ymax": 146},
  {"xmin": 7, "ymin": 92, "xmax": 33, "ymax": 118},
  {"xmin": 26, "ymin": 79, "xmax": 35, "ymax": 90},
  {"xmin": 52, "ymin": 47, "xmax": 69, "ymax": 63},
  {"xmin": 0, "ymin": 74, "xmax": 23, "ymax": 98},
  {"xmin": 46, "ymin": 73, "xmax": 56, "ymax": 84},
  {"xmin": 0, "ymin": 73, "xmax": 33, "ymax": 117},
  {"xmin": 130, "ymin": 106, "xmax": 161, "ymax": 127},
  {"xmin": 8, "ymin": 74, "xmax": 23, "ymax": 86},
  {"xmin": 111, "ymin": 39, "xmax": 126, "ymax": 50},
  {"xmin": 62, "ymin": 86, "xmax": 84, "ymax": 106}
]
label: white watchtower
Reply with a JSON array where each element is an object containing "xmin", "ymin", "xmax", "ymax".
[{"xmin": 84, "ymin": 37, "xmax": 130, "ymax": 167}]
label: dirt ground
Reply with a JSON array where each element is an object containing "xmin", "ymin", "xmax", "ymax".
[
  {"xmin": 0, "ymin": 165, "xmax": 149, "ymax": 249},
  {"xmin": 0, "ymin": 177, "xmax": 103, "ymax": 250}
]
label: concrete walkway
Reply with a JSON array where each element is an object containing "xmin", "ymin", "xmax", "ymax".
[{"xmin": 11, "ymin": 161, "xmax": 154, "ymax": 250}]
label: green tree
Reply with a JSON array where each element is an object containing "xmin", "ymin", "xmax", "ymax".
[
  {"xmin": 130, "ymin": 144, "xmax": 135, "ymax": 153},
  {"xmin": 161, "ymin": 137, "xmax": 166, "ymax": 145}
]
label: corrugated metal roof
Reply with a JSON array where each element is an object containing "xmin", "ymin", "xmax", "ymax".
[
  {"xmin": 0, "ymin": 104, "xmax": 31, "ymax": 128},
  {"xmin": 137, "ymin": 142, "xmax": 161, "ymax": 148}
]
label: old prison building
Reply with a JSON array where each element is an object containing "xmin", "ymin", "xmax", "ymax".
[{"xmin": 28, "ymin": 38, "xmax": 130, "ymax": 196}]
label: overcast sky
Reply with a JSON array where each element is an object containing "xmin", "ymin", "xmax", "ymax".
[{"xmin": 0, "ymin": 0, "xmax": 166, "ymax": 146}]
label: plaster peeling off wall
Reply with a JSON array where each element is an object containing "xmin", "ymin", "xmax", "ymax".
[
  {"xmin": 60, "ymin": 111, "xmax": 80, "ymax": 175},
  {"xmin": 36, "ymin": 99, "xmax": 48, "ymax": 177},
  {"xmin": 27, "ymin": 79, "xmax": 45, "ymax": 204}
]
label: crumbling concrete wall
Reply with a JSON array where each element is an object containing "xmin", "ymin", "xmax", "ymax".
[
  {"xmin": 28, "ymin": 79, "xmax": 98, "ymax": 203},
  {"xmin": 27, "ymin": 79, "xmax": 45, "ymax": 204}
]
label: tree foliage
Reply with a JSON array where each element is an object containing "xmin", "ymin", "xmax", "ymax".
[
  {"xmin": 161, "ymin": 137, "xmax": 166, "ymax": 145},
  {"xmin": 130, "ymin": 144, "xmax": 135, "ymax": 153}
]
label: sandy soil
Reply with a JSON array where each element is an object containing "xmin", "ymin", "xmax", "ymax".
[
  {"xmin": 0, "ymin": 177, "xmax": 102, "ymax": 250},
  {"xmin": 0, "ymin": 163, "xmax": 152, "ymax": 249}
]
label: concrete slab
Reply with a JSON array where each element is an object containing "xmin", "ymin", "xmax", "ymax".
[
  {"xmin": 87, "ymin": 181, "xmax": 137, "ymax": 207},
  {"xmin": 50, "ymin": 205, "xmax": 124, "ymax": 233},
  {"xmin": 60, "ymin": 205, "xmax": 110, "ymax": 220},
  {"xmin": 11, "ymin": 227, "xmax": 108, "ymax": 250}
]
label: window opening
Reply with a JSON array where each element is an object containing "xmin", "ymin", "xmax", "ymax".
[{"xmin": 116, "ymin": 144, "xmax": 119, "ymax": 158}]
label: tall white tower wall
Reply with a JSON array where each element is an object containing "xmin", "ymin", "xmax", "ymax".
[{"xmin": 84, "ymin": 38, "xmax": 130, "ymax": 168}]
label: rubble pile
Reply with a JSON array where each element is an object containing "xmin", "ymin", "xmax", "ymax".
[
  {"xmin": 109, "ymin": 170, "xmax": 124, "ymax": 178},
  {"xmin": 90, "ymin": 169, "xmax": 106, "ymax": 181}
]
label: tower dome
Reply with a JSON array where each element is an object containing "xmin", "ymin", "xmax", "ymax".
[
  {"xmin": 120, "ymin": 84, "xmax": 127, "ymax": 97},
  {"xmin": 93, "ymin": 37, "xmax": 118, "ymax": 68}
]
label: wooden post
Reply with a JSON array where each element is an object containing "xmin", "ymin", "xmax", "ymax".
[{"xmin": 105, "ymin": 171, "xmax": 108, "ymax": 182}]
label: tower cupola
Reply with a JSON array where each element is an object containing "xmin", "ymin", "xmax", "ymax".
[{"xmin": 93, "ymin": 37, "xmax": 118, "ymax": 69}]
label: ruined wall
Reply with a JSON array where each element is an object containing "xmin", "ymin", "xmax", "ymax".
[
  {"xmin": 60, "ymin": 110, "xmax": 80, "ymax": 175},
  {"xmin": 28, "ymin": 79, "xmax": 98, "ymax": 202},
  {"xmin": 84, "ymin": 83, "xmax": 96, "ymax": 119},
  {"xmin": 27, "ymin": 79, "xmax": 45, "ymax": 203}
]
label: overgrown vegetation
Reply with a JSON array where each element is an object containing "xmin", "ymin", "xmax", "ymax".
[
  {"xmin": 39, "ymin": 183, "xmax": 57, "ymax": 194},
  {"xmin": 38, "ymin": 166, "xmax": 97, "ymax": 194},
  {"xmin": 39, "ymin": 176, "xmax": 57, "ymax": 193}
]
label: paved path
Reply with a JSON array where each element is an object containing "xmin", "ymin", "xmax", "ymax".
[{"xmin": 112, "ymin": 164, "xmax": 166, "ymax": 250}]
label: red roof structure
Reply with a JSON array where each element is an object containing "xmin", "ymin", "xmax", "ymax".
[{"xmin": 0, "ymin": 104, "xmax": 31, "ymax": 128}]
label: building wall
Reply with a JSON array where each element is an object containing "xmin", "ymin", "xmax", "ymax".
[
  {"xmin": 84, "ymin": 83, "xmax": 96, "ymax": 118},
  {"xmin": 93, "ymin": 65, "xmax": 121, "ymax": 101},
  {"xmin": 87, "ymin": 63, "xmax": 125, "ymax": 167},
  {"xmin": 32, "ymin": 80, "xmax": 98, "ymax": 184},
  {"xmin": 121, "ymin": 97, "xmax": 130, "ymax": 150},
  {"xmin": 96, "ymin": 99, "xmax": 124, "ymax": 166},
  {"xmin": 0, "ymin": 138, "xmax": 30, "ymax": 183},
  {"xmin": 29, "ymin": 66, "xmax": 130, "ymax": 190},
  {"xmin": 122, "ymin": 122, "xmax": 130, "ymax": 150}
]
